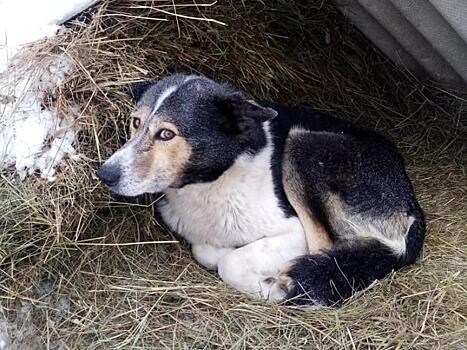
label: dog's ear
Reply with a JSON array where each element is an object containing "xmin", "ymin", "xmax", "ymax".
[
  {"xmin": 127, "ymin": 79, "xmax": 156, "ymax": 102},
  {"xmin": 215, "ymin": 93, "xmax": 277, "ymax": 134},
  {"xmin": 217, "ymin": 92, "xmax": 277, "ymax": 122}
]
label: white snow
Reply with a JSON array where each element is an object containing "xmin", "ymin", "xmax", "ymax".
[
  {"xmin": 0, "ymin": 0, "xmax": 98, "ymax": 72},
  {"xmin": 0, "ymin": 0, "xmax": 99, "ymax": 181},
  {"xmin": 0, "ymin": 313, "xmax": 9, "ymax": 350},
  {"xmin": 0, "ymin": 53, "xmax": 79, "ymax": 181}
]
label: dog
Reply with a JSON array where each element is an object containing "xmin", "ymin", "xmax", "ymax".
[{"xmin": 97, "ymin": 73, "xmax": 425, "ymax": 306}]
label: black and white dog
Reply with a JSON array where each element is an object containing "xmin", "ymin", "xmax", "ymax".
[{"xmin": 97, "ymin": 74, "xmax": 425, "ymax": 306}]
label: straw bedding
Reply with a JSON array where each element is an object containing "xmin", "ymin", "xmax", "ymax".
[{"xmin": 0, "ymin": 1, "xmax": 466, "ymax": 349}]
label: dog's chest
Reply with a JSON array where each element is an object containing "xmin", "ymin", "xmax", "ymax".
[{"xmin": 158, "ymin": 150, "xmax": 303, "ymax": 247}]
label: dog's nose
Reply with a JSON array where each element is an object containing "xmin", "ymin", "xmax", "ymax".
[{"xmin": 97, "ymin": 163, "xmax": 121, "ymax": 187}]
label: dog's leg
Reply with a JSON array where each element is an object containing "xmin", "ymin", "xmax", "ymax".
[
  {"xmin": 192, "ymin": 244, "xmax": 234, "ymax": 270},
  {"xmin": 217, "ymin": 231, "xmax": 307, "ymax": 302},
  {"xmin": 285, "ymin": 192, "xmax": 332, "ymax": 253},
  {"xmin": 283, "ymin": 148, "xmax": 333, "ymax": 254}
]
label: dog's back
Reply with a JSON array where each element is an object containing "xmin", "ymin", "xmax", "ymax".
[{"xmin": 266, "ymin": 103, "xmax": 425, "ymax": 305}]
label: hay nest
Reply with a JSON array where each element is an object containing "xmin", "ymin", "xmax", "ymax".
[{"xmin": 1, "ymin": 1, "xmax": 466, "ymax": 349}]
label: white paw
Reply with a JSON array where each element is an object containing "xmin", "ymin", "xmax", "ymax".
[
  {"xmin": 192, "ymin": 244, "xmax": 234, "ymax": 270},
  {"xmin": 262, "ymin": 273, "xmax": 293, "ymax": 303}
]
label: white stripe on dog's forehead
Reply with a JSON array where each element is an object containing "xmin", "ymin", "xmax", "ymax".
[
  {"xmin": 151, "ymin": 85, "xmax": 178, "ymax": 115},
  {"xmin": 183, "ymin": 75, "xmax": 199, "ymax": 83}
]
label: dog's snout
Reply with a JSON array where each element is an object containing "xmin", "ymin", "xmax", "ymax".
[{"xmin": 97, "ymin": 163, "xmax": 121, "ymax": 187}]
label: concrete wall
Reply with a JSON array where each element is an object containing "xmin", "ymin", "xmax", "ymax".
[{"xmin": 335, "ymin": 0, "xmax": 467, "ymax": 88}]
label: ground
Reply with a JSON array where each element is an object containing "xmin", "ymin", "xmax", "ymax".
[{"xmin": 0, "ymin": 1, "xmax": 466, "ymax": 349}]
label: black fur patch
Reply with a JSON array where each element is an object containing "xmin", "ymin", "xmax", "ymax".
[
  {"xmin": 285, "ymin": 240, "xmax": 401, "ymax": 306},
  {"xmin": 213, "ymin": 93, "xmax": 276, "ymax": 150},
  {"xmin": 128, "ymin": 79, "xmax": 157, "ymax": 102}
]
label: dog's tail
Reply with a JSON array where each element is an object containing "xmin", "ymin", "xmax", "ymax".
[{"xmin": 284, "ymin": 213, "xmax": 426, "ymax": 306}]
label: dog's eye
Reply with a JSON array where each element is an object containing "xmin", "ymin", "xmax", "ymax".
[
  {"xmin": 156, "ymin": 128, "xmax": 176, "ymax": 141},
  {"xmin": 132, "ymin": 117, "xmax": 141, "ymax": 129}
]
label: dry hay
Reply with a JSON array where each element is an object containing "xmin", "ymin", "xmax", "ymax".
[{"xmin": 1, "ymin": 0, "xmax": 466, "ymax": 349}]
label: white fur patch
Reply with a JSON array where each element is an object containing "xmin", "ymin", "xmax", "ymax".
[
  {"xmin": 192, "ymin": 244, "xmax": 234, "ymax": 270},
  {"xmin": 158, "ymin": 123, "xmax": 305, "ymax": 248},
  {"xmin": 158, "ymin": 123, "xmax": 308, "ymax": 302},
  {"xmin": 217, "ymin": 231, "xmax": 307, "ymax": 302},
  {"xmin": 183, "ymin": 75, "xmax": 199, "ymax": 83},
  {"xmin": 151, "ymin": 85, "xmax": 177, "ymax": 115},
  {"xmin": 342, "ymin": 214, "xmax": 410, "ymax": 255}
]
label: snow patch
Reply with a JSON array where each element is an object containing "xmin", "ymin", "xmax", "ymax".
[
  {"xmin": 0, "ymin": 314, "xmax": 8, "ymax": 350},
  {"xmin": 0, "ymin": 0, "xmax": 98, "ymax": 72},
  {"xmin": 0, "ymin": 279, "xmax": 71, "ymax": 350},
  {"xmin": 0, "ymin": 0, "xmax": 98, "ymax": 181},
  {"xmin": 0, "ymin": 54, "xmax": 79, "ymax": 181}
]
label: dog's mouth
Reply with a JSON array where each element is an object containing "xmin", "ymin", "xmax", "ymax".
[
  {"xmin": 97, "ymin": 164, "xmax": 173, "ymax": 197},
  {"xmin": 100, "ymin": 179, "xmax": 146, "ymax": 197}
]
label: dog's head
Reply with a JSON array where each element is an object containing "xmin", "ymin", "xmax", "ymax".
[{"xmin": 96, "ymin": 74, "xmax": 277, "ymax": 196}]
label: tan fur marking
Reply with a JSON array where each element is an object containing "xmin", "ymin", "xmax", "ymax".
[
  {"xmin": 274, "ymin": 259, "xmax": 296, "ymax": 293},
  {"xmin": 325, "ymin": 193, "xmax": 411, "ymax": 255},
  {"xmin": 134, "ymin": 122, "xmax": 192, "ymax": 187},
  {"xmin": 282, "ymin": 154, "xmax": 333, "ymax": 254},
  {"xmin": 129, "ymin": 106, "xmax": 151, "ymax": 138}
]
